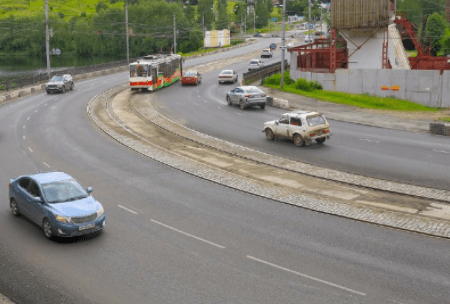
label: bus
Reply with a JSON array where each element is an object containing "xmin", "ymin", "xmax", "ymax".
[{"xmin": 129, "ymin": 54, "xmax": 182, "ymax": 91}]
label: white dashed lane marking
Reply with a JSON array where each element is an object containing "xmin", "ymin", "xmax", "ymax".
[
  {"xmin": 43, "ymin": 162, "xmax": 50, "ymax": 168},
  {"xmin": 359, "ymin": 138, "xmax": 380, "ymax": 143},
  {"xmin": 28, "ymin": 147, "xmax": 33, "ymax": 153},
  {"xmin": 151, "ymin": 219, "xmax": 225, "ymax": 249},
  {"xmin": 433, "ymin": 149, "xmax": 450, "ymax": 154},
  {"xmin": 247, "ymin": 255, "xmax": 366, "ymax": 296},
  {"xmin": 118, "ymin": 205, "xmax": 138, "ymax": 214}
]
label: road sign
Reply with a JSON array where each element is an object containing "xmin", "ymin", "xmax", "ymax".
[
  {"xmin": 270, "ymin": 43, "xmax": 277, "ymax": 50},
  {"xmin": 280, "ymin": 46, "xmax": 287, "ymax": 50}
]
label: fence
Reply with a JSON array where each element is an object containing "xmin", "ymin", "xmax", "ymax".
[
  {"xmin": 242, "ymin": 60, "xmax": 289, "ymax": 85},
  {"xmin": 0, "ymin": 57, "xmax": 138, "ymax": 92},
  {"xmin": 290, "ymin": 52, "xmax": 450, "ymax": 108}
]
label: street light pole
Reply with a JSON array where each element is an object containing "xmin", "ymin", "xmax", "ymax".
[
  {"xmin": 45, "ymin": 0, "xmax": 50, "ymax": 79},
  {"xmin": 280, "ymin": 0, "xmax": 286, "ymax": 88},
  {"xmin": 125, "ymin": 0, "xmax": 129, "ymax": 64}
]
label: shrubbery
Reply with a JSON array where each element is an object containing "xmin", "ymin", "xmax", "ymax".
[{"xmin": 263, "ymin": 71, "xmax": 322, "ymax": 91}]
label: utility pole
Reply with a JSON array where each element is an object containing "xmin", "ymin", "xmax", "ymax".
[
  {"xmin": 45, "ymin": 0, "xmax": 50, "ymax": 79},
  {"xmin": 125, "ymin": 0, "xmax": 129, "ymax": 64},
  {"xmin": 280, "ymin": 0, "xmax": 286, "ymax": 88},
  {"xmin": 244, "ymin": 14, "xmax": 246, "ymax": 35},
  {"xmin": 228, "ymin": 13, "xmax": 230, "ymax": 32},
  {"xmin": 253, "ymin": 8, "xmax": 256, "ymax": 35},
  {"xmin": 308, "ymin": 0, "xmax": 311, "ymax": 30},
  {"xmin": 173, "ymin": 14, "xmax": 177, "ymax": 54}
]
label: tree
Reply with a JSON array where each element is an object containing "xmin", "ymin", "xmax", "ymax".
[
  {"xmin": 424, "ymin": 12, "xmax": 448, "ymax": 56},
  {"xmin": 197, "ymin": 0, "xmax": 214, "ymax": 30},
  {"xmin": 439, "ymin": 27, "xmax": 450, "ymax": 55},
  {"xmin": 255, "ymin": 0, "xmax": 269, "ymax": 28},
  {"xmin": 216, "ymin": 0, "xmax": 228, "ymax": 30}
]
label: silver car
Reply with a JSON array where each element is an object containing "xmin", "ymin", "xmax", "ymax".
[
  {"xmin": 46, "ymin": 74, "xmax": 74, "ymax": 94},
  {"xmin": 248, "ymin": 59, "xmax": 264, "ymax": 71},
  {"xmin": 218, "ymin": 70, "xmax": 238, "ymax": 84},
  {"xmin": 226, "ymin": 86, "xmax": 266, "ymax": 110}
]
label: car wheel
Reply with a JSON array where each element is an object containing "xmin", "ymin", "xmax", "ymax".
[
  {"xmin": 316, "ymin": 138, "xmax": 326, "ymax": 144},
  {"xmin": 10, "ymin": 199, "xmax": 20, "ymax": 217},
  {"xmin": 293, "ymin": 134, "xmax": 305, "ymax": 147},
  {"xmin": 70, "ymin": 83, "xmax": 74, "ymax": 90},
  {"xmin": 62, "ymin": 86, "xmax": 65, "ymax": 93},
  {"xmin": 239, "ymin": 100, "xmax": 245, "ymax": 110},
  {"xmin": 46, "ymin": 91, "xmax": 50, "ymax": 94},
  {"xmin": 42, "ymin": 219, "xmax": 54, "ymax": 239},
  {"xmin": 196, "ymin": 80, "xmax": 199, "ymax": 85},
  {"xmin": 265, "ymin": 129, "xmax": 274, "ymax": 140},
  {"xmin": 227, "ymin": 96, "xmax": 232, "ymax": 106},
  {"xmin": 260, "ymin": 104, "xmax": 265, "ymax": 109},
  {"xmin": 235, "ymin": 77, "xmax": 238, "ymax": 83}
]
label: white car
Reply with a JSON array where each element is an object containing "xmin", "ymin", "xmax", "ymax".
[
  {"xmin": 263, "ymin": 111, "xmax": 331, "ymax": 146},
  {"xmin": 261, "ymin": 49, "xmax": 273, "ymax": 58},
  {"xmin": 248, "ymin": 59, "xmax": 264, "ymax": 71},
  {"xmin": 218, "ymin": 70, "xmax": 238, "ymax": 84}
]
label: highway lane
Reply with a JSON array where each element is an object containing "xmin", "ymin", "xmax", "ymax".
[
  {"xmin": 0, "ymin": 49, "xmax": 450, "ymax": 304},
  {"xmin": 156, "ymin": 50, "xmax": 450, "ymax": 191}
]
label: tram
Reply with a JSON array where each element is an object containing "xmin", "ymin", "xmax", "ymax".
[{"xmin": 129, "ymin": 54, "xmax": 182, "ymax": 91}]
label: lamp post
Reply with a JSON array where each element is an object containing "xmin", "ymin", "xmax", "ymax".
[{"xmin": 280, "ymin": 0, "xmax": 286, "ymax": 88}]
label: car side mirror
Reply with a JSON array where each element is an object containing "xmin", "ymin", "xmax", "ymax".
[
  {"xmin": 87, "ymin": 187, "xmax": 93, "ymax": 194},
  {"xmin": 33, "ymin": 196, "xmax": 43, "ymax": 203}
]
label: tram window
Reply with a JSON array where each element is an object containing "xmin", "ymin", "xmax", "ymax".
[
  {"xmin": 137, "ymin": 64, "xmax": 148, "ymax": 77},
  {"xmin": 130, "ymin": 64, "xmax": 138, "ymax": 77}
]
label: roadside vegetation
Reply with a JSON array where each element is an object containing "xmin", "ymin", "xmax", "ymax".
[{"xmin": 263, "ymin": 72, "xmax": 441, "ymax": 112}]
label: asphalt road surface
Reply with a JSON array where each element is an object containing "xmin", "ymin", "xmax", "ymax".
[{"xmin": 1, "ymin": 41, "xmax": 450, "ymax": 304}]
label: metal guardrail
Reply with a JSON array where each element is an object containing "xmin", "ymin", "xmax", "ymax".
[
  {"xmin": 0, "ymin": 57, "xmax": 139, "ymax": 92},
  {"xmin": 242, "ymin": 60, "xmax": 289, "ymax": 85}
]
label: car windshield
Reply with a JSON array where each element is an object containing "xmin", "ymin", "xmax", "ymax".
[
  {"xmin": 50, "ymin": 76, "xmax": 64, "ymax": 82},
  {"xmin": 250, "ymin": 61, "xmax": 259, "ymax": 65},
  {"xmin": 221, "ymin": 71, "xmax": 232, "ymax": 74},
  {"xmin": 306, "ymin": 115, "xmax": 326, "ymax": 126},
  {"xmin": 41, "ymin": 179, "xmax": 88, "ymax": 204},
  {"xmin": 184, "ymin": 72, "xmax": 197, "ymax": 76}
]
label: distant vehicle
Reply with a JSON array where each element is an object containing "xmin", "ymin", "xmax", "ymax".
[
  {"xmin": 181, "ymin": 70, "xmax": 202, "ymax": 86},
  {"xmin": 263, "ymin": 111, "xmax": 331, "ymax": 146},
  {"xmin": 261, "ymin": 49, "xmax": 273, "ymax": 58},
  {"xmin": 9, "ymin": 171, "xmax": 106, "ymax": 239},
  {"xmin": 218, "ymin": 70, "xmax": 238, "ymax": 84},
  {"xmin": 304, "ymin": 35, "xmax": 313, "ymax": 43},
  {"xmin": 46, "ymin": 74, "xmax": 73, "ymax": 94},
  {"xmin": 248, "ymin": 59, "xmax": 265, "ymax": 71},
  {"xmin": 129, "ymin": 54, "xmax": 182, "ymax": 92},
  {"xmin": 226, "ymin": 86, "xmax": 266, "ymax": 110}
]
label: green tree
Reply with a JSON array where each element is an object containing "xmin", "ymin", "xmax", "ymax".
[
  {"xmin": 197, "ymin": 0, "xmax": 214, "ymax": 30},
  {"xmin": 216, "ymin": 0, "xmax": 228, "ymax": 30},
  {"xmin": 439, "ymin": 27, "xmax": 450, "ymax": 55},
  {"xmin": 255, "ymin": 0, "xmax": 269, "ymax": 28},
  {"xmin": 424, "ymin": 12, "xmax": 448, "ymax": 56}
]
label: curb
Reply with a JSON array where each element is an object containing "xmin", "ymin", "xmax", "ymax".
[{"xmin": 87, "ymin": 85, "xmax": 450, "ymax": 239}]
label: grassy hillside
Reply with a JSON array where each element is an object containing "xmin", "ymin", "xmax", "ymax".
[{"xmin": 0, "ymin": 0, "xmax": 124, "ymax": 20}]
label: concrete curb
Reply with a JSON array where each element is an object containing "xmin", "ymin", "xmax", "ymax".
[{"xmin": 87, "ymin": 85, "xmax": 450, "ymax": 239}]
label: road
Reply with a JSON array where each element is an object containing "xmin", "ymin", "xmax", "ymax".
[
  {"xmin": 0, "ymin": 39, "xmax": 449, "ymax": 304},
  {"xmin": 157, "ymin": 45, "xmax": 450, "ymax": 191}
]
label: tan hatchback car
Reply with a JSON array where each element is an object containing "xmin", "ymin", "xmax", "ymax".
[{"xmin": 263, "ymin": 111, "xmax": 331, "ymax": 146}]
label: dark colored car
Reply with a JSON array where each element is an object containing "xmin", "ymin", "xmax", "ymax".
[
  {"xmin": 46, "ymin": 74, "xmax": 74, "ymax": 94},
  {"xmin": 9, "ymin": 171, "xmax": 105, "ymax": 239}
]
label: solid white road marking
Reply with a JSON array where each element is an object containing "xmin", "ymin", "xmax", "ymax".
[
  {"xmin": 359, "ymin": 138, "xmax": 380, "ymax": 143},
  {"xmin": 43, "ymin": 162, "xmax": 50, "ymax": 168},
  {"xmin": 28, "ymin": 147, "xmax": 33, "ymax": 153},
  {"xmin": 246, "ymin": 255, "xmax": 366, "ymax": 296},
  {"xmin": 23, "ymin": 136, "xmax": 25, "ymax": 140},
  {"xmin": 118, "ymin": 205, "xmax": 138, "ymax": 214},
  {"xmin": 151, "ymin": 219, "xmax": 225, "ymax": 249},
  {"xmin": 433, "ymin": 149, "xmax": 450, "ymax": 154}
]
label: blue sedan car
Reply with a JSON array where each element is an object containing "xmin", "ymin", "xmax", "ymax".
[{"xmin": 9, "ymin": 171, "xmax": 105, "ymax": 239}]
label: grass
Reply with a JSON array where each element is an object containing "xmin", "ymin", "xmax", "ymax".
[
  {"xmin": 438, "ymin": 117, "xmax": 450, "ymax": 122},
  {"xmin": 263, "ymin": 82, "xmax": 440, "ymax": 112},
  {"xmin": 0, "ymin": 0, "xmax": 123, "ymax": 20}
]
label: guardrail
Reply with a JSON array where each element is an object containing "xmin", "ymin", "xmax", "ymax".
[
  {"xmin": 242, "ymin": 60, "xmax": 289, "ymax": 85},
  {"xmin": 0, "ymin": 58, "xmax": 139, "ymax": 92}
]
